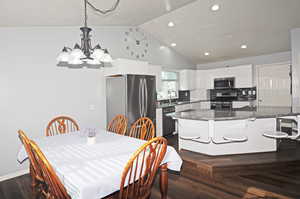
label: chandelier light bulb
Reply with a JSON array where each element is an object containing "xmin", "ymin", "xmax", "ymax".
[
  {"xmin": 68, "ymin": 57, "xmax": 84, "ymax": 65},
  {"xmin": 87, "ymin": 58, "xmax": 101, "ymax": 65},
  {"xmin": 57, "ymin": 48, "xmax": 70, "ymax": 63},
  {"xmin": 91, "ymin": 48, "xmax": 105, "ymax": 60},
  {"xmin": 101, "ymin": 49, "xmax": 113, "ymax": 63}
]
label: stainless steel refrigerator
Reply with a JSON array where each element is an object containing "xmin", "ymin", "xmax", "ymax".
[{"xmin": 106, "ymin": 75, "xmax": 156, "ymax": 132}]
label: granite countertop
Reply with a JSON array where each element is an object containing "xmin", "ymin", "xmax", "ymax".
[
  {"xmin": 157, "ymin": 99, "xmax": 210, "ymax": 109},
  {"xmin": 168, "ymin": 106, "xmax": 300, "ymax": 121}
]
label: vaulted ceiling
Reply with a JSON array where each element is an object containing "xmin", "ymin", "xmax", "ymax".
[
  {"xmin": 140, "ymin": 0, "xmax": 300, "ymax": 64},
  {"xmin": 1, "ymin": 0, "xmax": 300, "ymax": 65},
  {"xmin": 0, "ymin": 0, "xmax": 195, "ymax": 26}
]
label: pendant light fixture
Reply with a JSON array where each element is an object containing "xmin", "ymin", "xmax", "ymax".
[{"xmin": 57, "ymin": 0, "xmax": 120, "ymax": 68}]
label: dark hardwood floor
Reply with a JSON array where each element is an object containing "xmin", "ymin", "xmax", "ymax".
[{"xmin": 1, "ymin": 135, "xmax": 300, "ymax": 199}]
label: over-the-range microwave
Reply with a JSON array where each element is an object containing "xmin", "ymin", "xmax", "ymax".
[{"xmin": 214, "ymin": 77, "xmax": 235, "ymax": 89}]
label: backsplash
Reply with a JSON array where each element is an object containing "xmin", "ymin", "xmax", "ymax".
[{"xmin": 178, "ymin": 90, "xmax": 190, "ymax": 102}]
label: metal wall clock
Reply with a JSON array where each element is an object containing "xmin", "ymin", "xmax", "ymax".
[{"xmin": 124, "ymin": 28, "xmax": 149, "ymax": 59}]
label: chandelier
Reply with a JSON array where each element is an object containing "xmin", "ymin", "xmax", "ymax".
[{"xmin": 57, "ymin": 0, "xmax": 120, "ymax": 68}]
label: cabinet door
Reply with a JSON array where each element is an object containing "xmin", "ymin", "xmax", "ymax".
[
  {"xmin": 180, "ymin": 70, "xmax": 196, "ymax": 90},
  {"xmin": 200, "ymin": 102, "xmax": 211, "ymax": 109},
  {"xmin": 191, "ymin": 102, "xmax": 201, "ymax": 109},
  {"xmin": 232, "ymin": 101, "xmax": 250, "ymax": 108}
]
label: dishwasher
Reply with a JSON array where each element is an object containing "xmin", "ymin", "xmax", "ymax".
[{"xmin": 162, "ymin": 106, "xmax": 176, "ymax": 136}]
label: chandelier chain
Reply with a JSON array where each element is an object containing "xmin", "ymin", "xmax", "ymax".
[
  {"xmin": 84, "ymin": 0, "xmax": 88, "ymax": 27},
  {"xmin": 87, "ymin": 0, "xmax": 120, "ymax": 15}
]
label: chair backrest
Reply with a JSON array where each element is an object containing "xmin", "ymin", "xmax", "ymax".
[
  {"xmin": 29, "ymin": 140, "xmax": 71, "ymax": 199},
  {"xmin": 46, "ymin": 116, "xmax": 79, "ymax": 136},
  {"xmin": 18, "ymin": 130, "xmax": 43, "ymax": 183},
  {"xmin": 119, "ymin": 137, "xmax": 167, "ymax": 199},
  {"xmin": 129, "ymin": 117, "xmax": 155, "ymax": 141},
  {"xmin": 107, "ymin": 115, "xmax": 128, "ymax": 135}
]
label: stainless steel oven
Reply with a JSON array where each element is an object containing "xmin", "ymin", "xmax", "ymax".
[{"xmin": 214, "ymin": 77, "xmax": 235, "ymax": 89}]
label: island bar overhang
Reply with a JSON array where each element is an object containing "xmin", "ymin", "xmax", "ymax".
[{"xmin": 173, "ymin": 108, "xmax": 300, "ymax": 156}]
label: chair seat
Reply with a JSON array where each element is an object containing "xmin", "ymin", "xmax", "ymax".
[
  {"xmin": 180, "ymin": 136, "xmax": 201, "ymax": 140},
  {"xmin": 263, "ymin": 131, "xmax": 289, "ymax": 138},
  {"xmin": 223, "ymin": 133, "xmax": 248, "ymax": 142}
]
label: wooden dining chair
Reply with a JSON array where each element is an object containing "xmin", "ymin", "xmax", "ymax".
[
  {"xmin": 18, "ymin": 130, "xmax": 44, "ymax": 194},
  {"xmin": 29, "ymin": 140, "xmax": 71, "ymax": 199},
  {"xmin": 119, "ymin": 137, "xmax": 167, "ymax": 199},
  {"xmin": 129, "ymin": 117, "xmax": 155, "ymax": 141},
  {"xmin": 46, "ymin": 115, "xmax": 79, "ymax": 136},
  {"xmin": 107, "ymin": 115, "xmax": 128, "ymax": 135}
]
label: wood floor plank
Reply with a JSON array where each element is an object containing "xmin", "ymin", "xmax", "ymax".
[
  {"xmin": 231, "ymin": 175, "xmax": 299, "ymax": 198},
  {"xmin": 1, "ymin": 177, "xmax": 25, "ymax": 199},
  {"xmin": 0, "ymin": 183, "xmax": 7, "ymax": 199}
]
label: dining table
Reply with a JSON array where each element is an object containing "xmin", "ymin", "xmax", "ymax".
[{"xmin": 17, "ymin": 129, "xmax": 183, "ymax": 199}]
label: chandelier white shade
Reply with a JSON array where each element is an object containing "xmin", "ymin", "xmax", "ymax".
[{"xmin": 57, "ymin": 0, "xmax": 119, "ymax": 68}]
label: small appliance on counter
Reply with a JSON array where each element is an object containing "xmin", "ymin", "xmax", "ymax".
[{"xmin": 237, "ymin": 87, "xmax": 257, "ymax": 101}]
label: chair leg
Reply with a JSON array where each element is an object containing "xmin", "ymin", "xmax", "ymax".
[
  {"xmin": 30, "ymin": 164, "xmax": 36, "ymax": 189},
  {"xmin": 159, "ymin": 164, "xmax": 168, "ymax": 199}
]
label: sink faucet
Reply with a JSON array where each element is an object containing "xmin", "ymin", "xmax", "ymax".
[{"xmin": 168, "ymin": 90, "xmax": 175, "ymax": 104}]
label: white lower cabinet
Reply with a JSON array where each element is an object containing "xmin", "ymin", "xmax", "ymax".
[
  {"xmin": 191, "ymin": 102, "xmax": 201, "ymax": 110},
  {"xmin": 156, "ymin": 108, "xmax": 163, "ymax": 137},
  {"xmin": 232, "ymin": 101, "xmax": 251, "ymax": 108},
  {"xmin": 200, "ymin": 102, "xmax": 211, "ymax": 109}
]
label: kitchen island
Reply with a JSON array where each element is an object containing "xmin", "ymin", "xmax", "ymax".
[{"xmin": 170, "ymin": 107, "xmax": 300, "ymax": 156}]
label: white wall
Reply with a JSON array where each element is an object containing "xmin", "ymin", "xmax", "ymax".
[
  {"xmin": 86, "ymin": 26, "xmax": 195, "ymax": 69},
  {"xmin": 197, "ymin": 51, "xmax": 291, "ymax": 70},
  {"xmin": 0, "ymin": 26, "xmax": 194, "ymax": 177},
  {"xmin": 291, "ymin": 28, "xmax": 300, "ymax": 109}
]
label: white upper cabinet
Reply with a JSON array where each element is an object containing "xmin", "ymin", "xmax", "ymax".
[
  {"xmin": 104, "ymin": 58, "xmax": 162, "ymax": 91},
  {"xmin": 104, "ymin": 58, "xmax": 149, "ymax": 76},
  {"xmin": 179, "ymin": 69, "xmax": 196, "ymax": 90},
  {"xmin": 204, "ymin": 65, "xmax": 253, "ymax": 88}
]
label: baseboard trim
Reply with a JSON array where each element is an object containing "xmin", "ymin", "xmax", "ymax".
[{"xmin": 0, "ymin": 169, "xmax": 29, "ymax": 182}]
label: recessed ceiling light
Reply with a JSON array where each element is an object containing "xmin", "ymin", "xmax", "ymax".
[
  {"xmin": 241, "ymin": 44, "xmax": 247, "ymax": 49},
  {"xmin": 160, "ymin": 45, "xmax": 166, "ymax": 50},
  {"xmin": 204, "ymin": 52, "xmax": 210, "ymax": 56},
  {"xmin": 211, "ymin": 4, "xmax": 220, "ymax": 11},
  {"xmin": 171, "ymin": 43, "xmax": 177, "ymax": 47},
  {"xmin": 168, "ymin": 21, "xmax": 175, "ymax": 27}
]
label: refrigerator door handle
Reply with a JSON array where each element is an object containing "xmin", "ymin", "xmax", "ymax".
[
  {"xmin": 141, "ymin": 78, "xmax": 145, "ymax": 117},
  {"xmin": 139, "ymin": 78, "xmax": 143, "ymax": 118},
  {"xmin": 144, "ymin": 78, "xmax": 148, "ymax": 117}
]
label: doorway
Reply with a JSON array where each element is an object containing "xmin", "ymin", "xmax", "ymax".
[{"xmin": 257, "ymin": 63, "xmax": 292, "ymax": 107}]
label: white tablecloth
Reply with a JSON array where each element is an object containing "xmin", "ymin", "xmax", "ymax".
[{"xmin": 17, "ymin": 130, "xmax": 182, "ymax": 199}]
